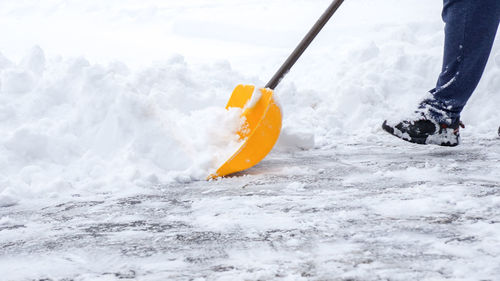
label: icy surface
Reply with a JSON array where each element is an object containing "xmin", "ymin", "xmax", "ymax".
[
  {"xmin": 2, "ymin": 137, "xmax": 500, "ymax": 280},
  {"xmin": 1, "ymin": 0, "xmax": 500, "ymax": 280}
]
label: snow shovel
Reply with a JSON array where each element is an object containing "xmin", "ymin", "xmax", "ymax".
[{"xmin": 210, "ymin": 0, "xmax": 345, "ymax": 179}]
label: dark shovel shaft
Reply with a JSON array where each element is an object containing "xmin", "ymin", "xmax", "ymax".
[{"xmin": 265, "ymin": 0, "xmax": 345, "ymax": 90}]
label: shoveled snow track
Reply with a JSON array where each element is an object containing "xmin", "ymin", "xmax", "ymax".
[{"xmin": 1, "ymin": 136, "xmax": 500, "ymax": 280}]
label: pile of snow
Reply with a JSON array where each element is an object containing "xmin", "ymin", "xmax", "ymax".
[
  {"xmin": 277, "ymin": 25, "xmax": 500, "ymax": 146},
  {"xmin": 0, "ymin": 47, "xmax": 252, "ymax": 206}
]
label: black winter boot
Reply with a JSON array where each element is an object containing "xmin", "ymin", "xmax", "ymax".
[{"xmin": 382, "ymin": 115, "xmax": 464, "ymax": 147}]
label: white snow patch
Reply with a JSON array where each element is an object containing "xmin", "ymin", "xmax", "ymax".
[
  {"xmin": 286, "ymin": 181, "xmax": 306, "ymax": 191},
  {"xmin": 245, "ymin": 87, "xmax": 262, "ymax": 109},
  {"xmin": 0, "ymin": 49, "xmax": 247, "ymax": 204},
  {"xmin": 275, "ymin": 127, "xmax": 315, "ymax": 152}
]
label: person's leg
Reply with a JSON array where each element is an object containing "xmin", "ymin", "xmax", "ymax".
[
  {"xmin": 382, "ymin": 0, "xmax": 500, "ymax": 146},
  {"xmin": 422, "ymin": 0, "xmax": 500, "ymax": 125}
]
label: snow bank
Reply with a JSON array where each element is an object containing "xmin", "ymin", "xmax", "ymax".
[
  {"xmin": 276, "ymin": 23, "xmax": 500, "ymax": 147},
  {"xmin": 2, "ymin": 34, "xmax": 500, "ymax": 205},
  {"xmin": 0, "ymin": 47, "xmax": 250, "ymax": 205}
]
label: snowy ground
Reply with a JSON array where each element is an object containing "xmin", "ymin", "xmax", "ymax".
[
  {"xmin": 1, "ymin": 0, "xmax": 500, "ymax": 280},
  {"xmin": 2, "ymin": 136, "xmax": 500, "ymax": 280}
]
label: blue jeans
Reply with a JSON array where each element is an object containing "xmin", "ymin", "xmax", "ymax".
[{"xmin": 422, "ymin": 0, "xmax": 500, "ymax": 124}]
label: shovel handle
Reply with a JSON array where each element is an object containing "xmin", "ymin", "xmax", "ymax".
[{"xmin": 265, "ymin": 0, "xmax": 345, "ymax": 90}]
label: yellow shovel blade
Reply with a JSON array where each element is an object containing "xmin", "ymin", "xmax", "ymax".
[{"xmin": 210, "ymin": 85, "xmax": 282, "ymax": 179}]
